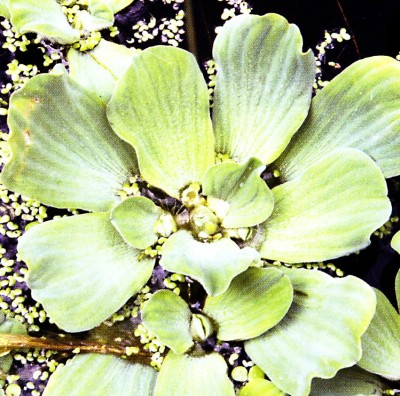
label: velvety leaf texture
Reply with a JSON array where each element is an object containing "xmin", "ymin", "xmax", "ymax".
[
  {"xmin": 43, "ymin": 354, "xmax": 157, "ymax": 396},
  {"xmin": 260, "ymin": 148, "xmax": 391, "ymax": 263},
  {"xmin": 2, "ymin": 71, "xmax": 138, "ymax": 212},
  {"xmin": 19, "ymin": 213, "xmax": 155, "ymax": 332},
  {"xmin": 245, "ymin": 268, "xmax": 376, "ymax": 396},
  {"xmin": 108, "ymin": 45, "xmax": 215, "ymax": 198},
  {"xmin": 277, "ymin": 56, "xmax": 400, "ymax": 180},
  {"xmin": 213, "ymin": 13, "xmax": 315, "ymax": 164}
]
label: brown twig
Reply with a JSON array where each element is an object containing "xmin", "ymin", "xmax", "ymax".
[
  {"xmin": 0, "ymin": 334, "xmax": 151, "ymax": 364},
  {"xmin": 335, "ymin": 0, "xmax": 361, "ymax": 58},
  {"xmin": 184, "ymin": 0, "xmax": 198, "ymax": 59}
]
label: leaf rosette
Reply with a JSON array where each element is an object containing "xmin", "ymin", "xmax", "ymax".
[{"xmin": 1, "ymin": 11, "xmax": 399, "ymax": 395}]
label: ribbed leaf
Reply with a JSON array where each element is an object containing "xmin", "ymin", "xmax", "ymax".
[
  {"xmin": 9, "ymin": 0, "xmax": 80, "ymax": 44},
  {"xmin": 160, "ymin": 230, "xmax": 260, "ymax": 296},
  {"xmin": 111, "ymin": 196, "xmax": 163, "ymax": 249},
  {"xmin": 68, "ymin": 39, "xmax": 134, "ymax": 103},
  {"xmin": 260, "ymin": 148, "xmax": 391, "ymax": 263},
  {"xmin": 108, "ymin": 46, "xmax": 214, "ymax": 198},
  {"xmin": 202, "ymin": 158, "xmax": 274, "ymax": 228},
  {"xmin": 358, "ymin": 288, "xmax": 400, "ymax": 380},
  {"xmin": 310, "ymin": 366, "xmax": 386, "ymax": 396},
  {"xmin": 19, "ymin": 213, "xmax": 155, "ymax": 332},
  {"xmin": 142, "ymin": 290, "xmax": 193, "ymax": 354},
  {"xmin": 155, "ymin": 351, "xmax": 235, "ymax": 396},
  {"xmin": 245, "ymin": 268, "xmax": 376, "ymax": 396},
  {"xmin": 212, "ymin": 13, "xmax": 315, "ymax": 164},
  {"xmin": 43, "ymin": 354, "xmax": 157, "ymax": 396},
  {"xmin": 204, "ymin": 267, "xmax": 292, "ymax": 341},
  {"xmin": 2, "ymin": 71, "xmax": 137, "ymax": 212},
  {"xmin": 276, "ymin": 56, "xmax": 400, "ymax": 180}
]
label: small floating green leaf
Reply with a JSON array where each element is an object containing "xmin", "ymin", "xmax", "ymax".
[
  {"xmin": 204, "ymin": 267, "xmax": 293, "ymax": 341},
  {"xmin": 111, "ymin": 196, "xmax": 163, "ymax": 249},
  {"xmin": 203, "ymin": 157, "xmax": 274, "ymax": 228},
  {"xmin": 160, "ymin": 230, "xmax": 260, "ymax": 296},
  {"xmin": 142, "ymin": 290, "xmax": 194, "ymax": 354}
]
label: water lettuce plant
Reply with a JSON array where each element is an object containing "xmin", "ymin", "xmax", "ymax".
[
  {"xmin": 1, "ymin": 9, "xmax": 400, "ymax": 396},
  {"xmin": 0, "ymin": 0, "xmax": 133, "ymax": 46}
]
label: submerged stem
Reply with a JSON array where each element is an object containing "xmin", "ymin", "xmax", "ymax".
[{"xmin": 0, "ymin": 334, "xmax": 152, "ymax": 364}]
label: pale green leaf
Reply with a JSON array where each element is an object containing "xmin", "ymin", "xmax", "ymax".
[
  {"xmin": 142, "ymin": 290, "xmax": 193, "ymax": 354},
  {"xmin": 160, "ymin": 230, "xmax": 260, "ymax": 296},
  {"xmin": 204, "ymin": 267, "xmax": 293, "ymax": 341},
  {"xmin": 19, "ymin": 213, "xmax": 155, "ymax": 332},
  {"xmin": 260, "ymin": 148, "xmax": 391, "ymax": 263},
  {"xmin": 155, "ymin": 351, "xmax": 235, "ymax": 396},
  {"xmin": 202, "ymin": 158, "xmax": 274, "ymax": 228},
  {"xmin": 79, "ymin": 0, "xmax": 114, "ymax": 31},
  {"xmin": 239, "ymin": 379, "xmax": 285, "ymax": 396},
  {"xmin": 0, "ymin": 312, "xmax": 26, "ymax": 336},
  {"xmin": 358, "ymin": 288, "xmax": 400, "ymax": 380},
  {"xmin": 76, "ymin": 10, "xmax": 113, "ymax": 32},
  {"xmin": 107, "ymin": 46, "xmax": 215, "ymax": 198},
  {"xmin": 212, "ymin": 13, "xmax": 315, "ymax": 165},
  {"xmin": 0, "ymin": 0, "xmax": 10, "ymax": 19},
  {"xmin": 396, "ymin": 267, "xmax": 400, "ymax": 310},
  {"xmin": 0, "ymin": 312, "xmax": 27, "ymax": 375},
  {"xmin": 43, "ymin": 354, "xmax": 157, "ymax": 396},
  {"xmin": 310, "ymin": 366, "xmax": 386, "ymax": 396},
  {"xmin": 68, "ymin": 39, "xmax": 135, "ymax": 103},
  {"xmin": 9, "ymin": 0, "xmax": 80, "ymax": 44},
  {"xmin": 245, "ymin": 268, "xmax": 376, "ymax": 396},
  {"xmin": 1, "ymin": 71, "xmax": 137, "ymax": 212},
  {"xmin": 391, "ymin": 230, "xmax": 400, "ymax": 254},
  {"xmin": 111, "ymin": 196, "xmax": 163, "ymax": 249},
  {"xmin": 0, "ymin": 354, "xmax": 12, "ymax": 387},
  {"xmin": 276, "ymin": 56, "xmax": 400, "ymax": 180}
]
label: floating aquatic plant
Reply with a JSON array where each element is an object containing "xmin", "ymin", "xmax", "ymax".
[
  {"xmin": 1, "ymin": 8, "xmax": 400, "ymax": 396},
  {"xmin": 0, "ymin": 0, "xmax": 134, "ymax": 49}
]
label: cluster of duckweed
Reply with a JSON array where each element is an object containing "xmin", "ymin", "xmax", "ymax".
[
  {"xmin": 117, "ymin": 176, "xmax": 141, "ymax": 201},
  {"xmin": 3, "ymin": 349, "xmax": 61, "ymax": 396},
  {"xmin": 373, "ymin": 216, "xmax": 400, "ymax": 239},
  {"xmin": 59, "ymin": 0, "xmax": 106, "ymax": 51},
  {"xmin": 314, "ymin": 28, "xmax": 351, "ymax": 91},
  {"xmin": 218, "ymin": 0, "xmax": 252, "ymax": 20},
  {"xmin": 265, "ymin": 259, "xmax": 345, "ymax": 278},
  {"xmin": 205, "ymin": 59, "xmax": 217, "ymax": 104},
  {"xmin": 128, "ymin": 8, "xmax": 185, "ymax": 47},
  {"xmin": 1, "ymin": 19, "xmax": 38, "ymax": 54}
]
